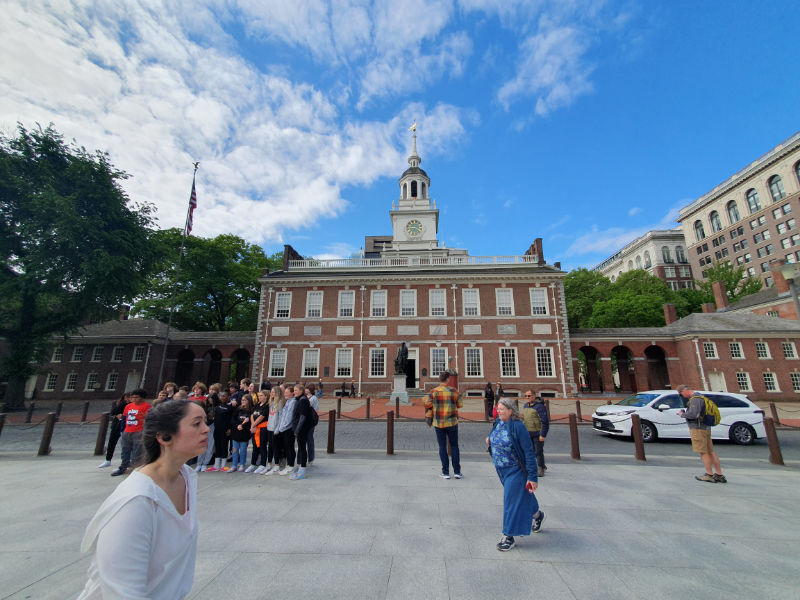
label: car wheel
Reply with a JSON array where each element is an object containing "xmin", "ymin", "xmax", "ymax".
[
  {"xmin": 729, "ymin": 422, "xmax": 755, "ymax": 445},
  {"xmin": 640, "ymin": 420, "xmax": 657, "ymax": 443}
]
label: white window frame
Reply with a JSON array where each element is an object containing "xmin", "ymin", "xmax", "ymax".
[
  {"xmin": 499, "ymin": 347, "xmax": 519, "ymax": 378},
  {"xmin": 64, "ymin": 372, "xmax": 78, "ymax": 392},
  {"xmin": 132, "ymin": 345, "xmax": 146, "ymax": 362},
  {"xmin": 729, "ymin": 342, "xmax": 744, "ymax": 359},
  {"xmin": 464, "ymin": 347, "xmax": 483, "ymax": 378},
  {"xmin": 529, "ymin": 288, "xmax": 548, "ymax": 315},
  {"xmin": 535, "ymin": 347, "xmax": 556, "ymax": 378},
  {"xmin": 274, "ymin": 291, "xmax": 292, "ymax": 319},
  {"xmin": 71, "ymin": 346, "xmax": 84, "ymax": 362},
  {"xmin": 105, "ymin": 372, "xmax": 119, "ymax": 392},
  {"xmin": 51, "ymin": 347, "xmax": 64, "ymax": 362},
  {"xmin": 302, "ymin": 348, "xmax": 320, "ymax": 378},
  {"xmin": 755, "ymin": 342, "xmax": 771, "ymax": 359},
  {"xmin": 371, "ymin": 290, "xmax": 386, "ymax": 317},
  {"xmin": 782, "ymin": 342, "xmax": 797, "ymax": 359},
  {"xmin": 269, "ymin": 349, "xmax": 287, "ymax": 378},
  {"xmin": 44, "ymin": 373, "xmax": 58, "ymax": 391},
  {"xmin": 335, "ymin": 348, "xmax": 353, "ymax": 378},
  {"xmin": 430, "ymin": 347, "xmax": 447, "ymax": 377},
  {"xmin": 702, "ymin": 342, "xmax": 718, "ymax": 359},
  {"xmin": 790, "ymin": 372, "xmax": 800, "ymax": 393},
  {"xmin": 369, "ymin": 348, "xmax": 386, "ymax": 378},
  {"xmin": 111, "ymin": 346, "xmax": 124, "ymax": 362},
  {"xmin": 429, "ymin": 289, "xmax": 447, "ymax": 317},
  {"xmin": 736, "ymin": 371, "xmax": 752, "ymax": 392},
  {"xmin": 462, "ymin": 288, "xmax": 480, "ymax": 317},
  {"xmin": 495, "ymin": 288, "xmax": 514, "ymax": 316},
  {"xmin": 399, "ymin": 289, "xmax": 417, "ymax": 317},
  {"xmin": 90, "ymin": 346, "xmax": 103, "ymax": 362},
  {"xmin": 306, "ymin": 291, "xmax": 323, "ymax": 318},
  {"xmin": 763, "ymin": 372, "xmax": 779, "ymax": 392},
  {"xmin": 338, "ymin": 290, "xmax": 355, "ymax": 318},
  {"xmin": 84, "ymin": 372, "xmax": 99, "ymax": 391}
]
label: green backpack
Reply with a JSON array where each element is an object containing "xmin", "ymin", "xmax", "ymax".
[{"xmin": 696, "ymin": 394, "xmax": 721, "ymax": 427}]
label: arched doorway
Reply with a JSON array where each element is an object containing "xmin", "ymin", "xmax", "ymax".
[
  {"xmin": 577, "ymin": 346, "xmax": 603, "ymax": 392},
  {"xmin": 230, "ymin": 349, "xmax": 251, "ymax": 382},
  {"xmin": 174, "ymin": 349, "xmax": 195, "ymax": 387},
  {"xmin": 645, "ymin": 345, "xmax": 670, "ymax": 390},
  {"xmin": 203, "ymin": 349, "xmax": 222, "ymax": 385},
  {"xmin": 611, "ymin": 346, "xmax": 636, "ymax": 393}
]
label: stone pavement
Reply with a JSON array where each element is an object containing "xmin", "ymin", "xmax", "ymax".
[{"xmin": 1, "ymin": 428, "xmax": 799, "ymax": 600}]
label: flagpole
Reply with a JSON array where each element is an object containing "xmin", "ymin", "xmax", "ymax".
[{"xmin": 156, "ymin": 162, "xmax": 199, "ymax": 391}]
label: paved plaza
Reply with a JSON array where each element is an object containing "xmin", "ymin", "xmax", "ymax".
[{"xmin": 1, "ymin": 419, "xmax": 799, "ymax": 599}]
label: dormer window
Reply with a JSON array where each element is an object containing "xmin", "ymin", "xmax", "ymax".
[{"xmin": 411, "ymin": 181, "xmax": 417, "ymax": 197}]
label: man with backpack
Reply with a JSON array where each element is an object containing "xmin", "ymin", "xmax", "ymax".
[
  {"xmin": 522, "ymin": 392, "xmax": 549, "ymax": 477},
  {"xmin": 677, "ymin": 384, "xmax": 726, "ymax": 483}
]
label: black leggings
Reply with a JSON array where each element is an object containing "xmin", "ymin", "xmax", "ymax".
[
  {"xmin": 213, "ymin": 430, "xmax": 229, "ymax": 459},
  {"xmin": 279, "ymin": 430, "xmax": 295, "ymax": 467},
  {"xmin": 296, "ymin": 429, "xmax": 308, "ymax": 468},
  {"xmin": 257, "ymin": 429, "xmax": 275, "ymax": 466}
]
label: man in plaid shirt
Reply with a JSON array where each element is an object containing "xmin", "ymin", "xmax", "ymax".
[{"xmin": 425, "ymin": 371, "xmax": 463, "ymax": 479}]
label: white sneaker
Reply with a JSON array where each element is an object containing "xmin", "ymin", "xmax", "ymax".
[
  {"xmin": 244, "ymin": 465, "xmax": 256, "ymax": 473},
  {"xmin": 254, "ymin": 466, "xmax": 266, "ymax": 474},
  {"xmin": 279, "ymin": 467, "xmax": 293, "ymax": 475},
  {"xmin": 97, "ymin": 460, "xmax": 111, "ymax": 468},
  {"xmin": 237, "ymin": 465, "xmax": 245, "ymax": 472},
  {"xmin": 200, "ymin": 465, "xmax": 207, "ymax": 472},
  {"xmin": 264, "ymin": 466, "xmax": 279, "ymax": 475}
]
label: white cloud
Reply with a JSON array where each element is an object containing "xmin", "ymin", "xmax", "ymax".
[
  {"xmin": 313, "ymin": 242, "xmax": 360, "ymax": 260},
  {"xmin": 628, "ymin": 206, "xmax": 641, "ymax": 216}
]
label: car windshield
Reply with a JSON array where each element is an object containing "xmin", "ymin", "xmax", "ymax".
[{"xmin": 615, "ymin": 393, "xmax": 660, "ymax": 407}]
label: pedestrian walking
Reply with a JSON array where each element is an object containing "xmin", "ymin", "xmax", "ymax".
[
  {"xmin": 521, "ymin": 391, "xmax": 549, "ymax": 476},
  {"xmin": 424, "ymin": 371, "xmax": 463, "ymax": 479},
  {"xmin": 677, "ymin": 384, "xmax": 727, "ymax": 483}
]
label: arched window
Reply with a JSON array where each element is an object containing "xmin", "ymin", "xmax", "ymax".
[
  {"xmin": 635, "ymin": 255, "xmax": 642, "ymax": 268},
  {"xmin": 746, "ymin": 189, "xmax": 761, "ymax": 213},
  {"xmin": 402, "ymin": 183, "xmax": 407, "ymax": 199},
  {"xmin": 795, "ymin": 161, "xmax": 800, "ymax": 185},
  {"xmin": 694, "ymin": 220, "xmax": 705, "ymax": 241},
  {"xmin": 411, "ymin": 181, "xmax": 417, "ymax": 197},
  {"xmin": 726, "ymin": 200, "xmax": 740, "ymax": 224},
  {"xmin": 421, "ymin": 182, "xmax": 427, "ymax": 198},
  {"xmin": 710, "ymin": 211, "xmax": 722, "ymax": 232},
  {"xmin": 769, "ymin": 175, "xmax": 785, "ymax": 202},
  {"xmin": 662, "ymin": 246, "xmax": 672, "ymax": 262},
  {"xmin": 627, "ymin": 260, "xmax": 634, "ymax": 270},
  {"xmin": 676, "ymin": 246, "xmax": 686, "ymax": 263},
  {"xmin": 643, "ymin": 251, "xmax": 651, "ymax": 268}
]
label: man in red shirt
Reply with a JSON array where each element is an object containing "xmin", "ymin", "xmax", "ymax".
[{"xmin": 111, "ymin": 389, "xmax": 152, "ymax": 476}]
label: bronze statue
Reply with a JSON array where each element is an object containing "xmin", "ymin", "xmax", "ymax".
[{"xmin": 394, "ymin": 342, "xmax": 408, "ymax": 375}]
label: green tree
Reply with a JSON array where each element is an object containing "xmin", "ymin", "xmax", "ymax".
[
  {"xmin": 696, "ymin": 260, "xmax": 763, "ymax": 303},
  {"xmin": 587, "ymin": 293, "xmax": 667, "ymax": 328},
  {"xmin": 132, "ymin": 230, "xmax": 281, "ymax": 331},
  {"xmin": 0, "ymin": 124, "xmax": 159, "ymax": 409},
  {"xmin": 563, "ymin": 268, "xmax": 612, "ymax": 328}
]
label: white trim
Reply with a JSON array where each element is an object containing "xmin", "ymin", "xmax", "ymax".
[
  {"xmin": 338, "ymin": 290, "xmax": 355, "ymax": 318},
  {"xmin": 499, "ymin": 346, "xmax": 519, "ymax": 378},
  {"xmin": 462, "ymin": 288, "xmax": 480, "ymax": 317},
  {"xmin": 464, "ymin": 347, "xmax": 484, "ymax": 378},
  {"xmin": 368, "ymin": 348, "xmax": 386, "ymax": 378},
  {"xmin": 306, "ymin": 290, "xmax": 323, "ymax": 318},
  {"xmin": 274, "ymin": 291, "xmax": 292, "ymax": 319},
  {"xmin": 430, "ymin": 347, "xmax": 447, "ymax": 377},
  {"xmin": 269, "ymin": 348, "xmax": 287, "ymax": 378},
  {"xmin": 302, "ymin": 348, "xmax": 320, "ymax": 378},
  {"xmin": 535, "ymin": 347, "xmax": 556, "ymax": 378},
  {"xmin": 399, "ymin": 289, "xmax": 417, "ymax": 317},
  {"xmin": 429, "ymin": 288, "xmax": 447, "ymax": 316},
  {"xmin": 529, "ymin": 287, "xmax": 549, "ymax": 315},
  {"xmin": 335, "ymin": 348, "xmax": 353, "ymax": 378},
  {"xmin": 370, "ymin": 289, "xmax": 387, "ymax": 317},
  {"xmin": 495, "ymin": 288, "xmax": 514, "ymax": 316}
]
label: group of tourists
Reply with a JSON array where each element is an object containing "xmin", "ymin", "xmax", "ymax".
[{"xmin": 99, "ymin": 378, "xmax": 319, "ymax": 482}]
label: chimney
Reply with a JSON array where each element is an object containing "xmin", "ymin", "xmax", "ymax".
[
  {"xmin": 773, "ymin": 269, "xmax": 790, "ymax": 294},
  {"xmin": 712, "ymin": 281, "xmax": 729, "ymax": 309},
  {"xmin": 702, "ymin": 303, "xmax": 716, "ymax": 313},
  {"xmin": 553, "ymin": 261, "xmax": 561, "ymax": 270},
  {"xmin": 663, "ymin": 303, "xmax": 678, "ymax": 324}
]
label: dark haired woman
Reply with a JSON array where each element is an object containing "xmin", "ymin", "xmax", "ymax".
[{"xmin": 78, "ymin": 400, "xmax": 209, "ymax": 599}]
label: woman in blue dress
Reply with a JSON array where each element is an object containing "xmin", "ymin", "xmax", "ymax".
[{"xmin": 486, "ymin": 397, "xmax": 545, "ymax": 551}]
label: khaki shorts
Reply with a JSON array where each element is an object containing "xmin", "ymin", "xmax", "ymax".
[{"xmin": 690, "ymin": 428, "xmax": 714, "ymax": 454}]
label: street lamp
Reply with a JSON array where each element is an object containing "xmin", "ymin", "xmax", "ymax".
[{"xmin": 769, "ymin": 259, "xmax": 800, "ymax": 320}]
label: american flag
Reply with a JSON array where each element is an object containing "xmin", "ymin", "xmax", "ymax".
[{"xmin": 184, "ymin": 178, "xmax": 197, "ymax": 237}]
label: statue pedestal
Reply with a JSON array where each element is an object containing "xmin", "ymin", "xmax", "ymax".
[{"xmin": 388, "ymin": 374, "xmax": 411, "ymax": 405}]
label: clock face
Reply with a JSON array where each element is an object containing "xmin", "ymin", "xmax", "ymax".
[{"xmin": 406, "ymin": 219, "xmax": 423, "ymax": 237}]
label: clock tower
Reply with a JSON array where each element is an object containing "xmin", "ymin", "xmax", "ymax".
[{"xmin": 388, "ymin": 130, "xmax": 442, "ymax": 253}]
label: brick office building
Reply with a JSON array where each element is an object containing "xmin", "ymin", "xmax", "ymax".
[{"xmin": 253, "ymin": 136, "xmax": 577, "ymax": 399}]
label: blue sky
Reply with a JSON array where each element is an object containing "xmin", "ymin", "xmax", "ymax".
[{"xmin": 2, "ymin": 1, "xmax": 799, "ymax": 270}]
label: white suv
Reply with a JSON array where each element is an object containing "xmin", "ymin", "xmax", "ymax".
[{"xmin": 591, "ymin": 390, "xmax": 766, "ymax": 445}]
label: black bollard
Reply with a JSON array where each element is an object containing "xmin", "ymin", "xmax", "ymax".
[
  {"xmin": 94, "ymin": 412, "xmax": 110, "ymax": 456},
  {"xmin": 395, "ymin": 397, "xmax": 400, "ymax": 419},
  {"xmin": 631, "ymin": 414, "xmax": 646, "ymax": 461},
  {"xmin": 25, "ymin": 401, "xmax": 35, "ymax": 424},
  {"xmin": 387, "ymin": 410, "xmax": 394, "ymax": 455},
  {"xmin": 366, "ymin": 396, "xmax": 371, "ymax": 420},
  {"xmin": 769, "ymin": 402, "xmax": 780, "ymax": 426},
  {"xmin": 568, "ymin": 413, "xmax": 581, "ymax": 460},
  {"xmin": 81, "ymin": 401, "xmax": 90, "ymax": 423},
  {"xmin": 337, "ymin": 397, "xmax": 342, "ymax": 419},
  {"xmin": 575, "ymin": 400, "xmax": 583, "ymax": 422},
  {"xmin": 764, "ymin": 417, "xmax": 784, "ymax": 466},
  {"xmin": 55, "ymin": 401, "xmax": 63, "ymax": 422},
  {"xmin": 0, "ymin": 413, "xmax": 6, "ymax": 440},
  {"xmin": 38, "ymin": 412, "xmax": 57, "ymax": 456},
  {"xmin": 327, "ymin": 409, "xmax": 336, "ymax": 454},
  {"xmin": 545, "ymin": 398, "xmax": 551, "ymax": 420}
]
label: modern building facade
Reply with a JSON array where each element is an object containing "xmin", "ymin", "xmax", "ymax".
[
  {"xmin": 678, "ymin": 131, "xmax": 800, "ymax": 288},
  {"xmin": 593, "ymin": 229, "xmax": 694, "ymax": 289}
]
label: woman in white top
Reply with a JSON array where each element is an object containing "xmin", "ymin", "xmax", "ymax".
[{"xmin": 78, "ymin": 400, "xmax": 209, "ymax": 600}]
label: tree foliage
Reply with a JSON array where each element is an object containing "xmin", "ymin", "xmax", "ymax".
[
  {"xmin": 563, "ymin": 268, "xmax": 612, "ymax": 328},
  {"xmin": 131, "ymin": 229, "xmax": 281, "ymax": 331},
  {"xmin": 696, "ymin": 260, "xmax": 763, "ymax": 303},
  {"xmin": 0, "ymin": 124, "xmax": 159, "ymax": 409}
]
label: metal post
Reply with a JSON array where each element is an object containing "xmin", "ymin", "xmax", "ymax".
[
  {"xmin": 0, "ymin": 413, "xmax": 6, "ymax": 440},
  {"xmin": 631, "ymin": 413, "xmax": 646, "ymax": 461},
  {"xmin": 545, "ymin": 399, "xmax": 551, "ymax": 421},
  {"xmin": 55, "ymin": 401, "xmax": 63, "ymax": 422},
  {"xmin": 769, "ymin": 402, "xmax": 780, "ymax": 425},
  {"xmin": 575, "ymin": 400, "xmax": 583, "ymax": 422},
  {"xmin": 326, "ymin": 409, "xmax": 336, "ymax": 454},
  {"xmin": 81, "ymin": 401, "xmax": 90, "ymax": 423},
  {"xmin": 395, "ymin": 397, "xmax": 400, "ymax": 419},
  {"xmin": 387, "ymin": 410, "xmax": 394, "ymax": 455},
  {"xmin": 366, "ymin": 396, "xmax": 371, "ymax": 420},
  {"xmin": 94, "ymin": 412, "xmax": 110, "ymax": 456},
  {"xmin": 26, "ymin": 401, "xmax": 35, "ymax": 424},
  {"xmin": 337, "ymin": 397, "xmax": 342, "ymax": 419},
  {"xmin": 764, "ymin": 417, "xmax": 784, "ymax": 466},
  {"xmin": 568, "ymin": 413, "xmax": 580, "ymax": 460},
  {"xmin": 38, "ymin": 412, "xmax": 57, "ymax": 456}
]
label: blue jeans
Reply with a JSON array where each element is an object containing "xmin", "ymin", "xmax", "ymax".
[
  {"xmin": 434, "ymin": 425, "xmax": 461, "ymax": 475},
  {"xmin": 232, "ymin": 440, "xmax": 248, "ymax": 469}
]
